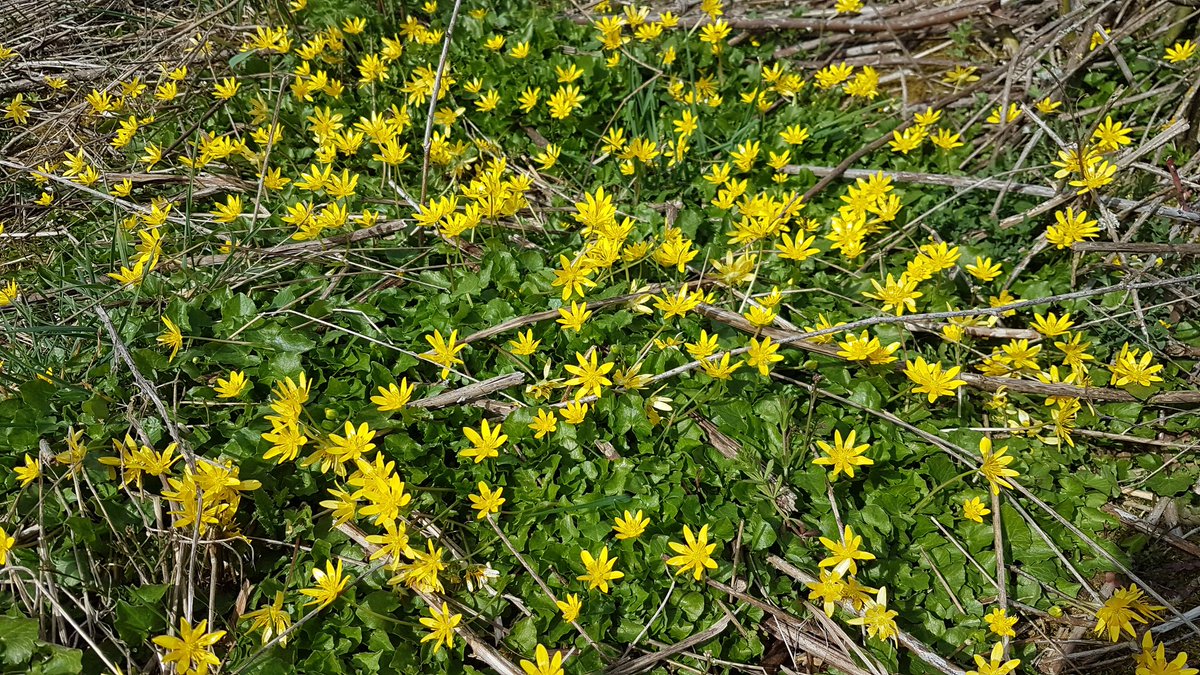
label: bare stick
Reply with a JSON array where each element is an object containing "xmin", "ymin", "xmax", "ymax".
[
  {"xmin": 419, "ymin": 0, "xmax": 465, "ymax": 203},
  {"xmin": 991, "ymin": 488, "xmax": 1009, "ymax": 655},
  {"xmin": 93, "ymin": 304, "xmax": 195, "ymax": 469},
  {"xmin": 409, "ymin": 372, "xmax": 526, "ymax": 410},
  {"xmin": 1072, "ymin": 241, "xmax": 1200, "ymax": 254},
  {"xmin": 569, "ymin": 0, "xmax": 992, "ymax": 34}
]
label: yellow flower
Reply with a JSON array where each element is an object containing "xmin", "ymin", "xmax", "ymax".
[
  {"xmin": 300, "ymin": 559, "xmax": 350, "ymax": 609},
  {"xmin": 152, "ymin": 618, "xmax": 225, "ymax": 675},
  {"xmin": 699, "ymin": 352, "xmax": 743, "ymax": 380},
  {"xmin": 419, "ymin": 602, "xmax": 462, "ymax": 653},
  {"xmin": 509, "ymin": 329, "xmax": 541, "ymax": 356},
  {"xmin": 1069, "ymin": 159, "xmax": 1117, "ymax": 195},
  {"xmin": 212, "ymin": 195, "xmax": 242, "ymax": 224},
  {"xmin": 547, "ymin": 84, "xmax": 584, "ymax": 120},
  {"xmin": 555, "ymin": 63, "xmax": 584, "ymax": 83},
  {"xmin": 1136, "ymin": 631, "xmax": 1197, "ymax": 674},
  {"xmin": 962, "ymin": 497, "xmax": 991, "ymax": 524},
  {"xmin": 212, "ymin": 76, "xmax": 240, "ymax": 100},
  {"xmin": 813, "ymin": 430, "xmax": 873, "ymax": 480},
  {"xmin": 744, "ymin": 305, "xmax": 777, "ymax": 328},
  {"xmin": 965, "ymin": 256, "xmax": 1002, "ymax": 282},
  {"xmin": 520, "ymin": 644, "xmax": 565, "ymax": 675},
  {"xmin": 1046, "ymin": 207, "xmax": 1100, "ymax": 248},
  {"xmin": 577, "ymin": 546, "xmax": 623, "ymax": 592},
  {"xmin": 863, "ymin": 273, "xmax": 922, "ymax": 316},
  {"xmin": 0, "ymin": 526, "xmax": 15, "ymax": 565},
  {"xmin": 1108, "ymin": 343, "xmax": 1164, "ymax": 388},
  {"xmin": 475, "ymin": 89, "xmax": 501, "ymax": 112},
  {"xmin": 556, "ymin": 301, "xmax": 592, "ymax": 332},
  {"xmin": 655, "ymin": 286, "xmax": 703, "ymax": 320},
  {"xmin": 110, "ymin": 178, "xmax": 134, "ymax": 197},
  {"xmin": 155, "ymin": 80, "xmax": 178, "ymax": 101},
  {"xmin": 14, "ymin": 454, "xmax": 40, "ymax": 487},
  {"xmin": 846, "ymin": 586, "xmax": 899, "ymax": 643},
  {"xmin": 535, "ymin": 143, "xmax": 560, "ymax": 170},
  {"xmin": 964, "ymin": 642, "xmax": 1020, "ymax": 675},
  {"xmin": 108, "ymin": 260, "xmax": 147, "ymax": 287},
  {"xmin": 371, "ymin": 378, "xmax": 415, "ymax": 412},
  {"xmin": 1092, "ymin": 116, "xmax": 1132, "ymax": 151},
  {"xmin": 551, "ymin": 255, "xmax": 596, "ymax": 300},
  {"xmin": 563, "ymin": 350, "xmax": 614, "ymax": 400},
  {"xmin": 468, "ymin": 482, "xmax": 505, "ymax": 519},
  {"xmin": 157, "ymin": 316, "xmax": 183, "ymax": 360},
  {"xmin": 423, "ymin": 329, "xmax": 468, "ymax": 379},
  {"xmin": 985, "ymin": 103, "xmax": 1021, "ymax": 125},
  {"xmin": 461, "ymin": 419, "xmax": 507, "ymax": 463},
  {"xmin": 978, "ymin": 437, "xmax": 1019, "ymax": 494},
  {"xmin": 556, "ymin": 593, "xmax": 583, "ymax": 622},
  {"xmin": 984, "ymin": 608, "xmax": 1018, "ymax": 638},
  {"xmin": 744, "ymin": 336, "xmax": 783, "ymax": 376},
  {"xmin": 1035, "ymin": 97, "xmax": 1063, "ymax": 115},
  {"xmin": 888, "ymin": 127, "xmax": 925, "ymax": 154},
  {"xmin": 1094, "ymin": 584, "xmax": 1163, "ymax": 642},
  {"xmin": 1166, "ymin": 39, "xmax": 1197, "ymax": 64},
  {"xmin": 930, "ymin": 128, "xmax": 964, "ymax": 150},
  {"xmin": 806, "ymin": 569, "xmax": 847, "ymax": 617},
  {"xmin": 666, "ymin": 524, "xmax": 719, "ymax": 580},
  {"xmin": 818, "ymin": 525, "xmax": 875, "ymax": 576},
  {"xmin": 518, "ymin": 87, "xmax": 540, "ymax": 113},
  {"xmin": 699, "ymin": 18, "xmax": 731, "ymax": 52},
  {"xmin": 903, "ymin": 357, "xmax": 966, "ymax": 402},
  {"xmin": 560, "ymin": 400, "xmax": 588, "ymax": 425},
  {"xmin": 1031, "ymin": 312, "xmax": 1074, "ymax": 337},
  {"xmin": 0, "ymin": 281, "xmax": 19, "ymax": 307},
  {"xmin": 4, "ymin": 93, "xmax": 32, "ymax": 124},
  {"xmin": 613, "ymin": 510, "xmax": 650, "ymax": 540},
  {"xmin": 214, "ymin": 371, "xmax": 248, "ymax": 398},
  {"xmin": 529, "ymin": 409, "xmax": 558, "ymax": 439},
  {"xmin": 241, "ymin": 591, "xmax": 292, "ymax": 646}
]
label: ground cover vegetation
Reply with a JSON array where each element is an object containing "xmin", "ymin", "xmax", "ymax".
[{"xmin": 2, "ymin": 0, "xmax": 1200, "ymax": 673}]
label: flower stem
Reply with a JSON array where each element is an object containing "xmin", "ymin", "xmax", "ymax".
[{"xmin": 912, "ymin": 469, "xmax": 975, "ymax": 514}]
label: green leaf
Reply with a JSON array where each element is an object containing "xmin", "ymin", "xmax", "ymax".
[
  {"xmin": 506, "ymin": 617, "xmax": 537, "ymax": 654},
  {"xmin": 0, "ymin": 615, "xmax": 39, "ymax": 665},
  {"xmin": 114, "ymin": 601, "xmax": 164, "ymax": 644},
  {"xmin": 681, "ymin": 591, "xmax": 709, "ymax": 621},
  {"xmin": 31, "ymin": 645, "xmax": 82, "ymax": 675}
]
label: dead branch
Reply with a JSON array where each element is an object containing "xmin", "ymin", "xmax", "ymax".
[{"xmin": 409, "ymin": 372, "xmax": 527, "ymax": 410}]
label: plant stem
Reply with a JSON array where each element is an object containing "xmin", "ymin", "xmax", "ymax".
[{"xmin": 912, "ymin": 469, "xmax": 975, "ymax": 514}]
